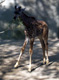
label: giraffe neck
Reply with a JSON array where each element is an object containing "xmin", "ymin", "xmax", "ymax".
[{"xmin": 20, "ymin": 12, "xmax": 30, "ymax": 26}]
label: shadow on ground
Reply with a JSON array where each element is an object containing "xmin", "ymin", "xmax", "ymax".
[{"xmin": 0, "ymin": 38, "xmax": 59, "ymax": 80}]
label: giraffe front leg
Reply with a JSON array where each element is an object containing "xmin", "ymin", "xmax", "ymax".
[
  {"xmin": 28, "ymin": 38, "xmax": 34, "ymax": 72},
  {"xmin": 28, "ymin": 50, "xmax": 32, "ymax": 72},
  {"xmin": 14, "ymin": 37, "xmax": 29, "ymax": 68},
  {"xmin": 14, "ymin": 50, "xmax": 22, "ymax": 68}
]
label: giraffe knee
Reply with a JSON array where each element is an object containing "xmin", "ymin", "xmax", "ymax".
[
  {"xmin": 21, "ymin": 47, "xmax": 25, "ymax": 53},
  {"xmin": 29, "ymin": 48, "xmax": 33, "ymax": 54}
]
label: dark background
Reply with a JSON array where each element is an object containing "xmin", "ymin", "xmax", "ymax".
[{"xmin": 0, "ymin": 0, "xmax": 59, "ymax": 39}]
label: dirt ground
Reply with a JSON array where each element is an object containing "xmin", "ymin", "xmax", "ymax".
[{"xmin": 0, "ymin": 38, "xmax": 59, "ymax": 80}]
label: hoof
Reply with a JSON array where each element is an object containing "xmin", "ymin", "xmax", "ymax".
[
  {"xmin": 43, "ymin": 58, "xmax": 46, "ymax": 64},
  {"xmin": 28, "ymin": 65, "xmax": 32, "ymax": 72},
  {"xmin": 14, "ymin": 62, "xmax": 19, "ymax": 68},
  {"xmin": 46, "ymin": 59, "xmax": 49, "ymax": 65},
  {"xmin": 28, "ymin": 68, "xmax": 31, "ymax": 72}
]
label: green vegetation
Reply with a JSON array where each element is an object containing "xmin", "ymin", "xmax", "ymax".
[{"xmin": 0, "ymin": 19, "xmax": 25, "ymax": 39}]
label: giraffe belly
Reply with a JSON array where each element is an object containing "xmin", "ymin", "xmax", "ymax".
[{"xmin": 25, "ymin": 28, "xmax": 43, "ymax": 38}]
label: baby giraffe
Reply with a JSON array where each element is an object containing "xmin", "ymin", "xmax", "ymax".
[{"xmin": 13, "ymin": 5, "xmax": 49, "ymax": 72}]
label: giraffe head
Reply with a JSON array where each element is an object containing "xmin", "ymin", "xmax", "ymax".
[{"xmin": 13, "ymin": 5, "xmax": 25, "ymax": 20}]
